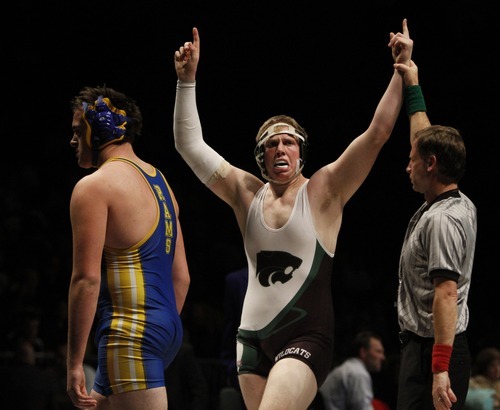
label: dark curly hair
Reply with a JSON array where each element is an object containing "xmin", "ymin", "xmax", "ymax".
[{"xmin": 71, "ymin": 85, "xmax": 143, "ymax": 144}]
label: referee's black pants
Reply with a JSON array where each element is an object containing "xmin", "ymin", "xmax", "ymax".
[{"xmin": 396, "ymin": 331, "xmax": 471, "ymax": 410}]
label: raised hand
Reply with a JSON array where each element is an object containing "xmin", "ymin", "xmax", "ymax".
[
  {"xmin": 389, "ymin": 18, "xmax": 413, "ymax": 65},
  {"xmin": 174, "ymin": 27, "xmax": 200, "ymax": 82},
  {"xmin": 393, "ymin": 59, "xmax": 419, "ymax": 86}
]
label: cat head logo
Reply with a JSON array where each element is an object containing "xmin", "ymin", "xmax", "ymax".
[{"xmin": 255, "ymin": 251, "xmax": 302, "ymax": 287}]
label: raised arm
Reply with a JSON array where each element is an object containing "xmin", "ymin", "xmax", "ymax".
[
  {"xmin": 333, "ymin": 66, "xmax": 404, "ymax": 201},
  {"xmin": 173, "ymin": 27, "xmax": 226, "ymax": 186},
  {"xmin": 390, "ymin": 19, "xmax": 431, "ymax": 139},
  {"xmin": 394, "ymin": 60, "xmax": 431, "ymax": 140},
  {"xmin": 311, "ymin": 19, "xmax": 410, "ymax": 208},
  {"xmin": 172, "ymin": 28, "xmax": 262, "ymax": 233}
]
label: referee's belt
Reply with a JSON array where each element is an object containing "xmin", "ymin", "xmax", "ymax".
[
  {"xmin": 399, "ymin": 330, "xmax": 466, "ymax": 344},
  {"xmin": 399, "ymin": 330, "xmax": 432, "ymax": 344}
]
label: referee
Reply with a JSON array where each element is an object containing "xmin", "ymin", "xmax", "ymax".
[{"xmin": 393, "ymin": 37, "xmax": 478, "ymax": 410}]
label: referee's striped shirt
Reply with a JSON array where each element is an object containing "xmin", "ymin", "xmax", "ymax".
[{"xmin": 397, "ymin": 190, "xmax": 477, "ymax": 337}]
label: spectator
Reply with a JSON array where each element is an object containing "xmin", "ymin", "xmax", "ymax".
[
  {"xmin": 464, "ymin": 347, "xmax": 500, "ymax": 410},
  {"xmin": 0, "ymin": 341, "xmax": 58, "ymax": 410},
  {"xmin": 319, "ymin": 331, "xmax": 386, "ymax": 410}
]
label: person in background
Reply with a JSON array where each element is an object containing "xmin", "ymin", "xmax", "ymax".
[
  {"xmin": 464, "ymin": 347, "xmax": 500, "ymax": 410},
  {"xmin": 6, "ymin": 305, "xmax": 45, "ymax": 355},
  {"xmin": 0, "ymin": 341, "xmax": 58, "ymax": 410},
  {"xmin": 392, "ymin": 24, "xmax": 478, "ymax": 409},
  {"xmin": 219, "ymin": 265, "xmax": 248, "ymax": 410},
  {"xmin": 66, "ymin": 85, "xmax": 190, "ymax": 409},
  {"xmin": 220, "ymin": 265, "xmax": 248, "ymax": 390},
  {"xmin": 319, "ymin": 331, "xmax": 386, "ymax": 410},
  {"xmin": 173, "ymin": 20, "xmax": 410, "ymax": 410}
]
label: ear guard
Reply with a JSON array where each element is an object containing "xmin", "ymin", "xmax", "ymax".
[
  {"xmin": 82, "ymin": 96, "xmax": 129, "ymax": 166},
  {"xmin": 254, "ymin": 122, "xmax": 308, "ymax": 182}
]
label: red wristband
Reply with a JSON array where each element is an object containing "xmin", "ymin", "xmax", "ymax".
[{"xmin": 432, "ymin": 344, "xmax": 453, "ymax": 373}]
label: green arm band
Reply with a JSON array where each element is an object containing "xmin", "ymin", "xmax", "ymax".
[{"xmin": 405, "ymin": 85, "xmax": 427, "ymax": 116}]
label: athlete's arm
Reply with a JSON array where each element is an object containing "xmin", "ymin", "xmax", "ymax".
[
  {"xmin": 67, "ymin": 176, "xmax": 103, "ymax": 408},
  {"xmin": 393, "ymin": 60, "xmax": 431, "ymax": 142},
  {"xmin": 173, "ymin": 27, "xmax": 263, "ymax": 230},
  {"xmin": 310, "ymin": 67, "xmax": 404, "ymax": 211},
  {"xmin": 171, "ymin": 192, "xmax": 190, "ymax": 313}
]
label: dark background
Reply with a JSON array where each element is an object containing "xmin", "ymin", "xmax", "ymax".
[{"xmin": 2, "ymin": 0, "xmax": 498, "ymax": 406}]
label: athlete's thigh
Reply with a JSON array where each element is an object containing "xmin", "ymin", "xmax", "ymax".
[
  {"xmin": 239, "ymin": 372, "xmax": 267, "ymax": 410},
  {"xmin": 261, "ymin": 358, "xmax": 317, "ymax": 410},
  {"xmin": 107, "ymin": 387, "xmax": 167, "ymax": 410},
  {"xmin": 90, "ymin": 389, "xmax": 111, "ymax": 410}
]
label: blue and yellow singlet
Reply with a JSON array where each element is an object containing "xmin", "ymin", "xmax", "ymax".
[{"xmin": 93, "ymin": 158, "xmax": 182, "ymax": 396}]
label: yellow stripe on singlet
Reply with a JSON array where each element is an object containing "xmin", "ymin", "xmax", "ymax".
[{"xmin": 107, "ymin": 250, "xmax": 147, "ymax": 392}]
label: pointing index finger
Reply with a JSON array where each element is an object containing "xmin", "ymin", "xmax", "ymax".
[
  {"xmin": 192, "ymin": 27, "xmax": 200, "ymax": 49},
  {"xmin": 403, "ymin": 18, "xmax": 410, "ymax": 38}
]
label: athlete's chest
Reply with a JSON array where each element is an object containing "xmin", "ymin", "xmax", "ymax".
[{"xmin": 261, "ymin": 188, "xmax": 300, "ymax": 229}]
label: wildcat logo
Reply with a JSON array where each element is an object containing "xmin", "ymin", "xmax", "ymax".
[{"xmin": 255, "ymin": 250, "xmax": 302, "ymax": 287}]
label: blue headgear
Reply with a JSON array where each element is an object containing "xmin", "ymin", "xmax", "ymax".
[{"xmin": 82, "ymin": 95, "xmax": 129, "ymax": 166}]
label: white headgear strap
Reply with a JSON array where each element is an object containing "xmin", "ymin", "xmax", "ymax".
[{"xmin": 256, "ymin": 123, "xmax": 306, "ymax": 147}]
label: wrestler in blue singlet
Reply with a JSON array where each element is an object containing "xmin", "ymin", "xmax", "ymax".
[{"xmin": 92, "ymin": 157, "xmax": 183, "ymax": 396}]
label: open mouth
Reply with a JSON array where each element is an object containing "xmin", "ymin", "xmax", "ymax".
[{"xmin": 274, "ymin": 160, "xmax": 288, "ymax": 169}]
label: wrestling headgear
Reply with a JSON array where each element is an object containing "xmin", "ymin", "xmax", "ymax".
[
  {"xmin": 82, "ymin": 95, "xmax": 129, "ymax": 166},
  {"xmin": 254, "ymin": 122, "xmax": 308, "ymax": 182}
]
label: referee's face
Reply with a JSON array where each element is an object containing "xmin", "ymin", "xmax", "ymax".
[{"xmin": 406, "ymin": 144, "xmax": 429, "ymax": 194}]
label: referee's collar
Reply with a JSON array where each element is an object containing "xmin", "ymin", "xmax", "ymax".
[{"xmin": 427, "ymin": 188, "xmax": 460, "ymax": 209}]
